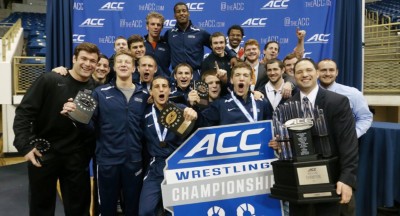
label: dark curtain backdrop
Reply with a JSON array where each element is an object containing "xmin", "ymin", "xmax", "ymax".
[
  {"xmin": 45, "ymin": 0, "xmax": 73, "ymax": 72},
  {"xmin": 333, "ymin": 0, "xmax": 363, "ymax": 90},
  {"xmin": 45, "ymin": 0, "xmax": 363, "ymax": 88}
]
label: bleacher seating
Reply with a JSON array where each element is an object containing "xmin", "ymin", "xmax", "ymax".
[
  {"xmin": 1, "ymin": 12, "xmax": 46, "ymax": 57},
  {"xmin": 366, "ymin": 0, "xmax": 400, "ymax": 24}
]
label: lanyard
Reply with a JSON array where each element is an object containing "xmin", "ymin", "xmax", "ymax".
[
  {"xmin": 152, "ymin": 105, "xmax": 168, "ymax": 142},
  {"xmin": 230, "ymin": 91, "xmax": 257, "ymax": 122}
]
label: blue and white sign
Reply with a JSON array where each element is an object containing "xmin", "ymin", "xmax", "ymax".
[{"xmin": 161, "ymin": 121, "xmax": 283, "ymax": 215}]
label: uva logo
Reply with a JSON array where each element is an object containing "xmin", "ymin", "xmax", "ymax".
[
  {"xmin": 79, "ymin": 18, "xmax": 105, "ymax": 27},
  {"xmin": 184, "ymin": 128, "xmax": 264, "ymax": 158},
  {"xmin": 186, "ymin": 3, "xmax": 205, "ymax": 11},
  {"xmin": 99, "ymin": 2, "xmax": 125, "ymax": 11},
  {"xmin": 305, "ymin": 34, "xmax": 330, "ymax": 43},
  {"xmin": 241, "ymin": 18, "xmax": 268, "ymax": 27},
  {"xmin": 261, "ymin": 0, "xmax": 289, "ymax": 10},
  {"xmin": 72, "ymin": 34, "xmax": 85, "ymax": 43},
  {"xmin": 164, "ymin": 19, "xmax": 176, "ymax": 28}
]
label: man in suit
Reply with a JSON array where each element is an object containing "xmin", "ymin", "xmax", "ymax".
[{"xmin": 277, "ymin": 58, "xmax": 359, "ymax": 216}]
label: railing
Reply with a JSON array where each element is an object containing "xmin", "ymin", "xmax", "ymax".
[
  {"xmin": 13, "ymin": 56, "xmax": 45, "ymax": 94},
  {"xmin": 364, "ymin": 20, "xmax": 400, "ymax": 94},
  {"xmin": 1, "ymin": 19, "xmax": 21, "ymax": 61}
]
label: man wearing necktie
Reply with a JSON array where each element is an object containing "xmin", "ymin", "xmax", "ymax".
[{"xmin": 274, "ymin": 58, "xmax": 359, "ymax": 216}]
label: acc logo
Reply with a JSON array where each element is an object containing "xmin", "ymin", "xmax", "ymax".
[
  {"xmin": 72, "ymin": 34, "xmax": 85, "ymax": 43},
  {"xmin": 183, "ymin": 128, "xmax": 264, "ymax": 159},
  {"xmin": 186, "ymin": 2, "xmax": 205, "ymax": 11},
  {"xmin": 305, "ymin": 34, "xmax": 330, "ymax": 43},
  {"xmin": 79, "ymin": 18, "xmax": 105, "ymax": 27},
  {"xmin": 99, "ymin": 2, "xmax": 125, "ymax": 11},
  {"xmin": 164, "ymin": 19, "xmax": 176, "ymax": 28},
  {"xmin": 241, "ymin": 18, "xmax": 267, "ymax": 27},
  {"xmin": 261, "ymin": 0, "xmax": 289, "ymax": 10}
]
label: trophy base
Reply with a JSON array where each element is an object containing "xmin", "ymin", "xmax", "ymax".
[
  {"xmin": 270, "ymin": 157, "xmax": 340, "ymax": 204},
  {"xmin": 270, "ymin": 184, "xmax": 340, "ymax": 204}
]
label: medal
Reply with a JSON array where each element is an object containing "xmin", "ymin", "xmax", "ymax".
[{"xmin": 159, "ymin": 141, "xmax": 167, "ymax": 148}]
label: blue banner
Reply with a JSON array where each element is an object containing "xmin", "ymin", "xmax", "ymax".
[
  {"xmin": 161, "ymin": 121, "xmax": 283, "ymax": 215},
  {"xmin": 73, "ymin": 0, "xmax": 335, "ymax": 62}
]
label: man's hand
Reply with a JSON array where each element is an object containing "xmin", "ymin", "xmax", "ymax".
[
  {"xmin": 60, "ymin": 98, "xmax": 76, "ymax": 116},
  {"xmin": 183, "ymin": 107, "xmax": 198, "ymax": 121},
  {"xmin": 24, "ymin": 148, "xmax": 42, "ymax": 167},
  {"xmin": 215, "ymin": 61, "xmax": 228, "ymax": 84},
  {"xmin": 336, "ymin": 181, "xmax": 353, "ymax": 204},
  {"xmin": 52, "ymin": 66, "xmax": 68, "ymax": 76},
  {"xmin": 230, "ymin": 57, "xmax": 238, "ymax": 68},
  {"xmin": 188, "ymin": 90, "xmax": 200, "ymax": 106},
  {"xmin": 252, "ymin": 90, "xmax": 264, "ymax": 101},
  {"xmin": 296, "ymin": 28, "xmax": 306, "ymax": 40},
  {"xmin": 282, "ymin": 82, "xmax": 293, "ymax": 99},
  {"xmin": 268, "ymin": 135, "xmax": 280, "ymax": 151}
]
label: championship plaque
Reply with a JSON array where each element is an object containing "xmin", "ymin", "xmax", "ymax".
[
  {"xmin": 269, "ymin": 102, "xmax": 340, "ymax": 203},
  {"xmin": 29, "ymin": 138, "xmax": 54, "ymax": 164},
  {"xmin": 159, "ymin": 103, "xmax": 195, "ymax": 138},
  {"xmin": 68, "ymin": 90, "xmax": 97, "ymax": 124},
  {"xmin": 193, "ymin": 81, "xmax": 209, "ymax": 108}
]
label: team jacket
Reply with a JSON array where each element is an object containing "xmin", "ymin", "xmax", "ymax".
[
  {"xmin": 200, "ymin": 92, "xmax": 273, "ymax": 126},
  {"xmin": 144, "ymin": 34, "xmax": 171, "ymax": 77},
  {"xmin": 164, "ymin": 20, "xmax": 210, "ymax": 72},
  {"xmin": 92, "ymin": 80, "xmax": 149, "ymax": 165}
]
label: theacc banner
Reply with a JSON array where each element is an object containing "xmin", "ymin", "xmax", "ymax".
[
  {"xmin": 161, "ymin": 121, "xmax": 282, "ymax": 215},
  {"xmin": 73, "ymin": 0, "xmax": 335, "ymax": 62}
]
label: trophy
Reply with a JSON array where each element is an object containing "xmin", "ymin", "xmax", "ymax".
[
  {"xmin": 29, "ymin": 138, "xmax": 53, "ymax": 164},
  {"xmin": 270, "ymin": 101, "xmax": 340, "ymax": 203},
  {"xmin": 68, "ymin": 90, "xmax": 97, "ymax": 124},
  {"xmin": 192, "ymin": 81, "xmax": 209, "ymax": 108},
  {"xmin": 159, "ymin": 103, "xmax": 195, "ymax": 138}
]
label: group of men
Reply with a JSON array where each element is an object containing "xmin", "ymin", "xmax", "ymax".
[{"xmin": 13, "ymin": 2, "xmax": 372, "ymax": 216}]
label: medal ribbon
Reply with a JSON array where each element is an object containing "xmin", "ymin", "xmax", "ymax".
[
  {"xmin": 152, "ymin": 105, "xmax": 168, "ymax": 142},
  {"xmin": 230, "ymin": 91, "xmax": 257, "ymax": 122}
]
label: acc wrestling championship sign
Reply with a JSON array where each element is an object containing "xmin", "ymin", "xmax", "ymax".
[{"xmin": 161, "ymin": 121, "xmax": 283, "ymax": 215}]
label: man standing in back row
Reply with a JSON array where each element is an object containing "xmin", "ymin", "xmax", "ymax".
[{"xmin": 165, "ymin": 2, "xmax": 236, "ymax": 81}]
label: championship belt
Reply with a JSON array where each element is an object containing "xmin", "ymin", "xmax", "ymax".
[
  {"xmin": 29, "ymin": 138, "xmax": 54, "ymax": 164},
  {"xmin": 159, "ymin": 103, "xmax": 195, "ymax": 138},
  {"xmin": 193, "ymin": 81, "xmax": 209, "ymax": 108},
  {"xmin": 68, "ymin": 90, "xmax": 97, "ymax": 124}
]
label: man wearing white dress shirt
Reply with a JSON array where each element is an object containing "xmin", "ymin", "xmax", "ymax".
[
  {"xmin": 261, "ymin": 59, "xmax": 295, "ymax": 111},
  {"xmin": 318, "ymin": 59, "xmax": 373, "ymax": 138}
]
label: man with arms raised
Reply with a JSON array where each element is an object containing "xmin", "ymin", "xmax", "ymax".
[{"xmin": 13, "ymin": 42, "xmax": 100, "ymax": 216}]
